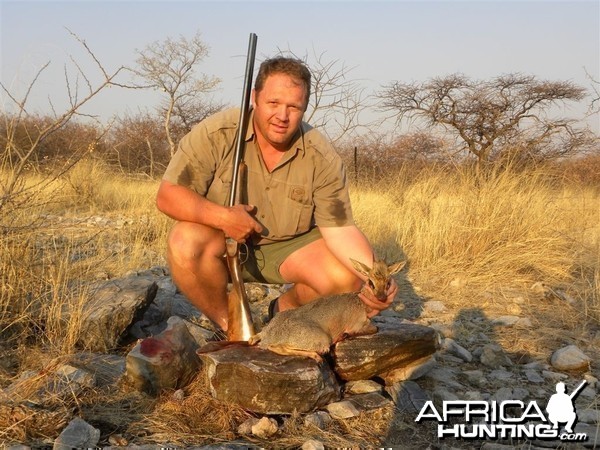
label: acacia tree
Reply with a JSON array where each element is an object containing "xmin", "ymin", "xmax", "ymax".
[
  {"xmin": 134, "ymin": 32, "xmax": 222, "ymax": 156},
  {"xmin": 378, "ymin": 73, "xmax": 592, "ymax": 169}
]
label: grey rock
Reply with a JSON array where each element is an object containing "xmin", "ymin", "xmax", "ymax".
[
  {"xmin": 489, "ymin": 368, "xmax": 514, "ymax": 381},
  {"xmin": 302, "ymin": 440, "xmax": 325, "ymax": 450},
  {"xmin": 380, "ymin": 355, "xmax": 437, "ymax": 384},
  {"xmin": 333, "ymin": 321, "xmax": 439, "ymax": 381},
  {"xmin": 386, "ymin": 380, "xmax": 430, "ymax": 413},
  {"xmin": 479, "ymin": 343, "xmax": 513, "ymax": 368},
  {"xmin": 344, "ymin": 379, "xmax": 383, "ymax": 395},
  {"xmin": 304, "ymin": 411, "xmax": 332, "ymax": 429},
  {"xmin": 550, "ymin": 345, "xmax": 591, "ymax": 371},
  {"xmin": 422, "ymin": 300, "xmax": 447, "ymax": 314},
  {"xmin": 525, "ymin": 369, "xmax": 545, "ymax": 383},
  {"xmin": 578, "ymin": 409, "xmax": 600, "ymax": 424},
  {"xmin": 251, "ymin": 416, "xmax": 278, "ymax": 438},
  {"xmin": 441, "ymin": 338, "xmax": 473, "ymax": 362},
  {"xmin": 198, "ymin": 345, "xmax": 340, "ymax": 414},
  {"xmin": 53, "ymin": 417, "xmax": 100, "ymax": 450},
  {"xmin": 77, "ymin": 275, "xmax": 158, "ymax": 352},
  {"xmin": 325, "ymin": 399, "xmax": 360, "ymax": 419},
  {"xmin": 123, "ymin": 316, "xmax": 200, "ymax": 395}
]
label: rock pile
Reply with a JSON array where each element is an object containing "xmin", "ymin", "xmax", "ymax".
[{"xmin": 1, "ymin": 268, "xmax": 598, "ymax": 449}]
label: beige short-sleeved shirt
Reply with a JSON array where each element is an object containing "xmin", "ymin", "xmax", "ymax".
[{"xmin": 162, "ymin": 108, "xmax": 354, "ymax": 245}]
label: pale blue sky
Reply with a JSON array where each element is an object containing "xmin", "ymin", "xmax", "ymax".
[{"xmin": 1, "ymin": 0, "xmax": 599, "ymax": 134}]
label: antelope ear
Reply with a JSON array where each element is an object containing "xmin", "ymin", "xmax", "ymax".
[
  {"xmin": 350, "ymin": 258, "xmax": 371, "ymax": 277},
  {"xmin": 388, "ymin": 260, "xmax": 407, "ymax": 275}
]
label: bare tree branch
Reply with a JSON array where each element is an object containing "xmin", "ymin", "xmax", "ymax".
[
  {"xmin": 277, "ymin": 47, "xmax": 373, "ymax": 144},
  {"xmin": 132, "ymin": 31, "xmax": 222, "ymax": 156},
  {"xmin": 1, "ymin": 30, "xmax": 129, "ymax": 212}
]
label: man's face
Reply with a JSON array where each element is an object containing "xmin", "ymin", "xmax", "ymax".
[{"xmin": 252, "ymin": 73, "xmax": 307, "ymax": 151}]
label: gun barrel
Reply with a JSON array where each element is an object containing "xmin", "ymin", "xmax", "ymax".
[
  {"xmin": 569, "ymin": 380, "xmax": 587, "ymax": 399},
  {"xmin": 225, "ymin": 33, "xmax": 258, "ymax": 342},
  {"xmin": 228, "ymin": 33, "xmax": 257, "ymax": 208}
]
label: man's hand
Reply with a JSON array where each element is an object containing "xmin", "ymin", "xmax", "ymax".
[
  {"xmin": 219, "ymin": 204, "xmax": 263, "ymax": 242},
  {"xmin": 358, "ymin": 277, "xmax": 398, "ymax": 318}
]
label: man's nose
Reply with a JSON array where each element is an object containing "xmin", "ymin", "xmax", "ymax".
[{"xmin": 275, "ymin": 105, "xmax": 289, "ymax": 121}]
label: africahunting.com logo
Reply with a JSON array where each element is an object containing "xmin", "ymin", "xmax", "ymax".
[{"xmin": 415, "ymin": 380, "xmax": 589, "ymax": 443}]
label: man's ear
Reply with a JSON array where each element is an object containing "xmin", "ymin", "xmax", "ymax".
[{"xmin": 251, "ymin": 89, "xmax": 256, "ymax": 108}]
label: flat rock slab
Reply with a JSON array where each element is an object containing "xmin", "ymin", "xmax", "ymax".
[
  {"xmin": 78, "ymin": 276, "xmax": 158, "ymax": 352},
  {"xmin": 197, "ymin": 345, "xmax": 341, "ymax": 415},
  {"xmin": 333, "ymin": 322, "xmax": 439, "ymax": 381}
]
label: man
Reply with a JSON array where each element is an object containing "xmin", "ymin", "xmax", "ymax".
[{"xmin": 156, "ymin": 56, "xmax": 397, "ymax": 334}]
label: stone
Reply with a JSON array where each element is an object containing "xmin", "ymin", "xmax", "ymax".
[
  {"xmin": 440, "ymin": 338, "xmax": 473, "ymax": 362},
  {"xmin": 344, "ymin": 379, "xmax": 383, "ymax": 395},
  {"xmin": 489, "ymin": 368, "xmax": 514, "ymax": 381},
  {"xmin": 579, "ymin": 409, "xmax": 600, "ymax": 424},
  {"xmin": 77, "ymin": 275, "xmax": 158, "ymax": 352},
  {"xmin": 123, "ymin": 316, "xmax": 201, "ymax": 395},
  {"xmin": 379, "ymin": 355, "xmax": 437, "ymax": 384},
  {"xmin": 423, "ymin": 365, "xmax": 464, "ymax": 390},
  {"xmin": 345, "ymin": 392, "xmax": 391, "ymax": 410},
  {"xmin": 524, "ymin": 369, "xmax": 545, "ymax": 383},
  {"xmin": 325, "ymin": 399, "xmax": 360, "ymax": 419},
  {"xmin": 251, "ymin": 417, "xmax": 278, "ymax": 438},
  {"xmin": 461, "ymin": 370, "xmax": 486, "ymax": 387},
  {"xmin": 422, "ymin": 300, "xmax": 447, "ymax": 314},
  {"xmin": 53, "ymin": 417, "xmax": 100, "ymax": 450},
  {"xmin": 542, "ymin": 370, "xmax": 568, "ymax": 381},
  {"xmin": 386, "ymin": 380, "xmax": 430, "ymax": 413},
  {"xmin": 302, "ymin": 440, "xmax": 325, "ymax": 450},
  {"xmin": 237, "ymin": 418, "xmax": 260, "ymax": 435},
  {"xmin": 304, "ymin": 411, "xmax": 332, "ymax": 429},
  {"xmin": 1, "ymin": 364, "xmax": 96, "ymax": 405},
  {"xmin": 433, "ymin": 387, "xmax": 459, "ymax": 403},
  {"xmin": 332, "ymin": 322, "xmax": 438, "ymax": 381},
  {"xmin": 198, "ymin": 345, "xmax": 340, "ymax": 414},
  {"xmin": 550, "ymin": 345, "xmax": 591, "ymax": 371},
  {"xmin": 479, "ymin": 343, "xmax": 513, "ymax": 368},
  {"xmin": 576, "ymin": 422, "xmax": 600, "ymax": 448}
]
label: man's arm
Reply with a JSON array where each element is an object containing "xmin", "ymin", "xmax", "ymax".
[
  {"xmin": 319, "ymin": 225, "xmax": 398, "ymax": 317},
  {"xmin": 156, "ymin": 179, "xmax": 262, "ymax": 243}
]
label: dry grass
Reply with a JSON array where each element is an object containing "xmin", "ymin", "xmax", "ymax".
[{"xmin": 1, "ymin": 158, "xmax": 599, "ymax": 446}]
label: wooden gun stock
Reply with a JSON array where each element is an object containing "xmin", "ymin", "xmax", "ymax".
[{"xmin": 226, "ymin": 161, "xmax": 255, "ymax": 341}]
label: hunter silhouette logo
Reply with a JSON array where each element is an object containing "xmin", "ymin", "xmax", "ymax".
[
  {"xmin": 415, "ymin": 380, "xmax": 588, "ymax": 442},
  {"xmin": 546, "ymin": 380, "xmax": 587, "ymax": 434}
]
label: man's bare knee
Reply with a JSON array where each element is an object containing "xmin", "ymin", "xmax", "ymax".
[{"xmin": 167, "ymin": 222, "xmax": 224, "ymax": 269}]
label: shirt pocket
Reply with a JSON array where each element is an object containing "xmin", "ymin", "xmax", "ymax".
[
  {"xmin": 278, "ymin": 185, "xmax": 314, "ymax": 237},
  {"xmin": 206, "ymin": 171, "xmax": 232, "ymax": 206}
]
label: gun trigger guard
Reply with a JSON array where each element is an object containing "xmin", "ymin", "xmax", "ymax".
[{"xmin": 239, "ymin": 243, "xmax": 249, "ymax": 264}]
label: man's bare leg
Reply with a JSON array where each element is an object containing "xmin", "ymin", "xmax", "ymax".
[
  {"xmin": 278, "ymin": 238, "xmax": 361, "ymax": 311},
  {"xmin": 167, "ymin": 221, "xmax": 229, "ymax": 331}
]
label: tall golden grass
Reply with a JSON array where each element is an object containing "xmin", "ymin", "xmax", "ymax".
[
  {"xmin": 1, "ymin": 159, "xmax": 599, "ymax": 355},
  {"xmin": 1, "ymin": 157, "xmax": 599, "ymax": 446}
]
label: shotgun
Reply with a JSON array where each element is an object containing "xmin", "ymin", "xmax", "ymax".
[{"xmin": 226, "ymin": 32, "xmax": 258, "ymax": 342}]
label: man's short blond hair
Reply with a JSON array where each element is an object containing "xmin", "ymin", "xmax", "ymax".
[{"xmin": 254, "ymin": 57, "xmax": 311, "ymax": 109}]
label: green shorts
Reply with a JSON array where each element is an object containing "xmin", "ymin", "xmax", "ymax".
[{"xmin": 241, "ymin": 227, "xmax": 322, "ymax": 284}]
